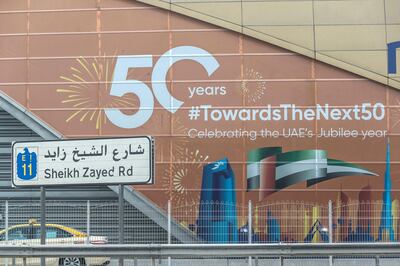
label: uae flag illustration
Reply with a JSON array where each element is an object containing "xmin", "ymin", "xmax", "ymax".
[{"xmin": 247, "ymin": 147, "xmax": 377, "ymax": 201}]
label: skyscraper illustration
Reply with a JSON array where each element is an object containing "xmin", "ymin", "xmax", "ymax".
[
  {"xmin": 378, "ymin": 141, "xmax": 395, "ymax": 241},
  {"xmin": 267, "ymin": 210, "xmax": 280, "ymax": 242},
  {"xmin": 197, "ymin": 158, "xmax": 238, "ymax": 243},
  {"xmin": 346, "ymin": 186, "xmax": 374, "ymax": 242},
  {"xmin": 336, "ymin": 190, "xmax": 349, "ymax": 242},
  {"xmin": 356, "ymin": 186, "xmax": 372, "ymax": 241}
]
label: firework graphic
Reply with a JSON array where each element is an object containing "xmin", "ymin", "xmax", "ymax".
[
  {"xmin": 391, "ymin": 98, "xmax": 400, "ymax": 130},
  {"xmin": 172, "ymin": 116, "xmax": 190, "ymax": 157},
  {"xmin": 240, "ymin": 67, "xmax": 267, "ymax": 104},
  {"xmin": 162, "ymin": 148, "xmax": 209, "ymax": 207},
  {"xmin": 57, "ymin": 55, "xmax": 140, "ymax": 130},
  {"xmin": 173, "ymin": 116, "xmax": 189, "ymax": 136}
]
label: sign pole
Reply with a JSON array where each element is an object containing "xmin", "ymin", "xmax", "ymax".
[
  {"xmin": 118, "ymin": 184, "xmax": 124, "ymax": 266},
  {"xmin": 40, "ymin": 186, "xmax": 46, "ymax": 266}
]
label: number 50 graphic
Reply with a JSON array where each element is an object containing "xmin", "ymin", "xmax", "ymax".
[{"xmin": 105, "ymin": 46, "xmax": 220, "ymax": 129}]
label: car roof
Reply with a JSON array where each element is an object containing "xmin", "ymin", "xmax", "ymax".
[{"xmin": 0, "ymin": 223, "xmax": 86, "ymax": 237}]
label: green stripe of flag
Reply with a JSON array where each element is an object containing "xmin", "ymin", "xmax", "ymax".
[
  {"xmin": 275, "ymin": 150, "xmax": 327, "ymax": 167},
  {"xmin": 247, "ymin": 147, "xmax": 282, "ymax": 163}
]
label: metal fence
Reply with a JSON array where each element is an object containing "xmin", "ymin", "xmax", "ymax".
[
  {"xmin": 1, "ymin": 243, "xmax": 400, "ymax": 266},
  {"xmin": 0, "ymin": 199, "xmax": 398, "ymax": 246}
]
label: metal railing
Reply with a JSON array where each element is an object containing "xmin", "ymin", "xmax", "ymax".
[
  {"xmin": 1, "ymin": 243, "xmax": 400, "ymax": 265},
  {"xmin": 1, "ymin": 243, "xmax": 399, "ymax": 257}
]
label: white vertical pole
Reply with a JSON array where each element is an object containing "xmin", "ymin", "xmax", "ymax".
[
  {"xmin": 168, "ymin": 200, "xmax": 171, "ymax": 244},
  {"xmin": 5, "ymin": 200, "xmax": 8, "ymax": 266},
  {"xmin": 118, "ymin": 184, "xmax": 124, "ymax": 266},
  {"xmin": 248, "ymin": 200, "xmax": 252, "ymax": 266},
  {"xmin": 40, "ymin": 186, "xmax": 46, "ymax": 266},
  {"xmin": 86, "ymin": 200, "xmax": 90, "ymax": 245},
  {"xmin": 328, "ymin": 200, "xmax": 333, "ymax": 266},
  {"xmin": 5, "ymin": 201, "xmax": 8, "ymax": 242},
  {"xmin": 168, "ymin": 200, "xmax": 171, "ymax": 266},
  {"xmin": 248, "ymin": 200, "xmax": 252, "ymax": 244},
  {"xmin": 328, "ymin": 200, "xmax": 333, "ymax": 243}
]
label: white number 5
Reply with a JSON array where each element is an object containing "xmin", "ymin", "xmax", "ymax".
[{"xmin": 105, "ymin": 56, "xmax": 154, "ymax": 129}]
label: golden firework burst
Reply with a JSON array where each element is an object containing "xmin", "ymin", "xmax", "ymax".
[
  {"xmin": 173, "ymin": 116, "xmax": 189, "ymax": 136},
  {"xmin": 172, "ymin": 116, "xmax": 190, "ymax": 157},
  {"xmin": 162, "ymin": 148, "xmax": 209, "ymax": 207},
  {"xmin": 57, "ymin": 55, "xmax": 139, "ymax": 130},
  {"xmin": 240, "ymin": 67, "xmax": 267, "ymax": 104}
]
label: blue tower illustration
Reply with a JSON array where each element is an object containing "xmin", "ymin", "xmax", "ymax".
[
  {"xmin": 378, "ymin": 141, "xmax": 395, "ymax": 241},
  {"xmin": 197, "ymin": 158, "xmax": 238, "ymax": 243},
  {"xmin": 267, "ymin": 210, "xmax": 281, "ymax": 243}
]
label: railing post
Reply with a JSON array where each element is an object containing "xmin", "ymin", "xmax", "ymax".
[
  {"xmin": 86, "ymin": 200, "xmax": 90, "ymax": 245},
  {"xmin": 248, "ymin": 200, "xmax": 252, "ymax": 244},
  {"xmin": 5, "ymin": 200, "xmax": 8, "ymax": 266},
  {"xmin": 248, "ymin": 200, "xmax": 252, "ymax": 266},
  {"xmin": 167, "ymin": 200, "xmax": 171, "ymax": 266},
  {"xmin": 40, "ymin": 186, "xmax": 46, "ymax": 266},
  {"xmin": 328, "ymin": 200, "xmax": 333, "ymax": 243},
  {"xmin": 168, "ymin": 200, "xmax": 171, "ymax": 244},
  {"xmin": 118, "ymin": 184, "xmax": 124, "ymax": 266},
  {"xmin": 328, "ymin": 200, "xmax": 333, "ymax": 266},
  {"xmin": 375, "ymin": 256, "xmax": 379, "ymax": 266}
]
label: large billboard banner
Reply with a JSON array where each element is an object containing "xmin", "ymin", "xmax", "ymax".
[{"xmin": 1, "ymin": 0, "xmax": 400, "ymax": 243}]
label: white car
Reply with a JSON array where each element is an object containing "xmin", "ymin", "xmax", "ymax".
[{"xmin": 0, "ymin": 221, "xmax": 109, "ymax": 266}]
